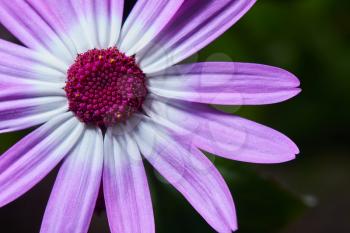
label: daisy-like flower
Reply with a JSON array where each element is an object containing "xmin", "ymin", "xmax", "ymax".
[{"xmin": 0, "ymin": 0, "xmax": 300, "ymax": 232}]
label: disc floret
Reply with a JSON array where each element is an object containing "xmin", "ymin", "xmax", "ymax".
[{"xmin": 65, "ymin": 48, "xmax": 147, "ymax": 126}]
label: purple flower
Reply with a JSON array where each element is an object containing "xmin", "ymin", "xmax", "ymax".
[{"xmin": 0, "ymin": 0, "xmax": 300, "ymax": 232}]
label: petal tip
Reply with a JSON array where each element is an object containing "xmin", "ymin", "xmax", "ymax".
[
  {"xmin": 286, "ymin": 71, "xmax": 301, "ymax": 87},
  {"xmin": 284, "ymin": 135, "xmax": 300, "ymax": 155}
]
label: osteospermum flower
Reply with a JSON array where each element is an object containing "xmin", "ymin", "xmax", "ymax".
[{"xmin": 0, "ymin": 0, "xmax": 300, "ymax": 232}]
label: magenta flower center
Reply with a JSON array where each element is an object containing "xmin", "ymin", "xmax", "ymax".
[{"xmin": 65, "ymin": 48, "xmax": 147, "ymax": 126}]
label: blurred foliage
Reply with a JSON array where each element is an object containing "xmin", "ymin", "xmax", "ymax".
[
  {"xmin": 154, "ymin": 0, "xmax": 349, "ymax": 232},
  {"xmin": 0, "ymin": 0, "xmax": 349, "ymax": 232},
  {"xmin": 199, "ymin": 0, "xmax": 350, "ymax": 151},
  {"xmin": 147, "ymin": 156, "xmax": 306, "ymax": 233},
  {"xmin": 0, "ymin": 130, "xmax": 30, "ymax": 154}
]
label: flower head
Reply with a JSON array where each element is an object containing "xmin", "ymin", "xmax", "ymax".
[
  {"xmin": 65, "ymin": 47, "xmax": 147, "ymax": 126},
  {"xmin": 0, "ymin": 0, "xmax": 300, "ymax": 232}
]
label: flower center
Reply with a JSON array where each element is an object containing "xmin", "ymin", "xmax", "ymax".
[{"xmin": 65, "ymin": 48, "xmax": 147, "ymax": 126}]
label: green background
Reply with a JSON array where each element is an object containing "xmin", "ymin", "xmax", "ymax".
[{"xmin": 0, "ymin": 0, "xmax": 349, "ymax": 232}]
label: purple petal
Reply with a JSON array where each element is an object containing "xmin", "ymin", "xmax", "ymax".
[
  {"xmin": 133, "ymin": 117, "xmax": 237, "ymax": 232},
  {"xmin": 0, "ymin": 84, "xmax": 65, "ymax": 101},
  {"xmin": 148, "ymin": 62, "xmax": 301, "ymax": 105},
  {"xmin": 118, "ymin": 0, "xmax": 184, "ymax": 56},
  {"xmin": 0, "ymin": 39, "xmax": 67, "ymax": 81},
  {"xmin": 40, "ymin": 127, "xmax": 103, "ymax": 233},
  {"xmin": 137, "ymin": 0, "xmax": 256, "ymax": 73},
  {"xmin": 26, "ymin": 0, "xmax": 94, "ymax": 54},
  {"xmin": 0, "ymin": 96, "xmax": 68, "ymax": 133},
  {"xmin": 103, "ymin": 129, "xmax": 154, "ymax": 233},
  {"xmin": 77, "ymin": 0, "xmax": 124, "ymax": 48},
  {"xmin": 0, "ymin": 0, "xmax": 77, "ymax": 64},
  {"xmin": 0, "ymin": 112, "xmax": 84, "ymax": 207},
  {"xmin": 143, "ymin": 96, "xmax": 299, "ymax": 164}
]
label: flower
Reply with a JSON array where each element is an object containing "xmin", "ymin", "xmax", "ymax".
[{"xmin": 0, "ymin": 0, "xmax": 300, "ymax": 232}]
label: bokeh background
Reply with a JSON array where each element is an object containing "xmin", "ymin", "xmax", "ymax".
[{"xmin": 0, "ymin": 0, "xmax": 349, "ymax": 232}]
